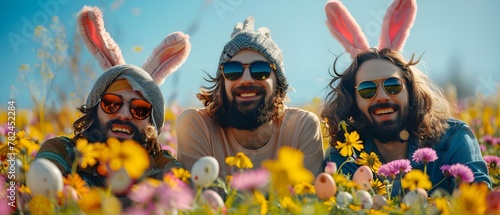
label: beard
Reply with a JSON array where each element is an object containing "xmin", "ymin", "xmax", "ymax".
[
  {"xmin": 82, "ymin": 118, "xmax": 145, "ymax": 145},
  {"xmin": 364, "ymin": 102, "xmax": 408, "ymax": 143},
  {"xmin": 214, "ymin": 86, "xmax": 276, "ymax": 130}
]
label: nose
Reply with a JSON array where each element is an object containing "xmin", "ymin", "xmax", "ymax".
[
  {"xmin": 116, "ymin": 103, "xmax": 132, "ymax": 120},
  {"xmin": 374, "ymin": 84, "xmax": 390, "ymax": 102},
  {"xmin": 239, "ymin": 67, "xmax": 254, "ymax": 85}
]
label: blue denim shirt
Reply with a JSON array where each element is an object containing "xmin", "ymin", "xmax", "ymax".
[{"xmin": 323, "ymin": 119, "xmax": 492, "ymax": 196}]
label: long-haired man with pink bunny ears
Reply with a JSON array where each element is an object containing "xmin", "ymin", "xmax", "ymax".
[
  {"xmin": 176, "ymin": 16, "xmax": 324, "ymax": 182},
  {"xmin": 321, "ymin": 0, "xmax": 491, "ymax": 195},
  {"xmin": 35, "ymin": 6, "xmax": 190, "ymax": 187}
]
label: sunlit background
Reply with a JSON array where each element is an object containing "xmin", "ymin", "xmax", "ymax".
[{"xmin": 1, "ymin": 0, "xmax": 499, "ymax": 109}]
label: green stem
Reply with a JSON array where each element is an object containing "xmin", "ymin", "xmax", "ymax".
[{"xmin": 430, "ymin": 176, "xmax": 448, "ymax": 191}]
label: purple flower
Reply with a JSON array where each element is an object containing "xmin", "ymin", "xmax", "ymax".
[
  {"xmin": 412, "ymin": 148, "xmax": 438, "ymax": 164},
  {"xmin": 449, "ymin": 163, "xmax": 474, "ymax": 183},
  {"xmin": 483, "ymin": 155, "xmax": 500, "ymax": 166},
  {"xmin": 230, "ymin": 168, "xmax": 270, "ymax": 191},
  {"xmin": 377, "ymin": 159, "xmax": 411, "ymax": 178},
  {"xmin": 440, "ymin": 165, "xmax": 452, "ymax": 177},
  {"xmin": 324, "ymin": 162, "xmax": 337, "ymax": 174}
]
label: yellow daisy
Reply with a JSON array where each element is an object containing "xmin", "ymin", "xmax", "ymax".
[
  {"xmin": 356, "ymin": 151, "xmax": 382, "ymax": 173},
  {"xmin": 28, "ymin": 195, "xmax": 54, "ymax": 215},
  {"xmin": 63, "ymin": 173, "xmax": 90, "ymax": 197},
  {"xmin": 450, "ymin": 182, "xmax": 488, "ymax": 215},
  {"xmin": 225, "ymin": 152, "xmax": 253, "ymax": 169},
  {"xmin": 335, "ymin": 131, "xmax": 364, "ymax": 157},
  {"xmin": 172, "ymin": 167, "xmax": 191, "ymax": 183},
  {"xmin": 105, "ymin": 138, "xmax": 150, "ymax": 179},
  {"xmin": 75, "ymin": 138, "xmax": 100, "ymax": 168},
  {"xmin": 293, "ymin": 181, "xmax": 316, "ymax": 195}
]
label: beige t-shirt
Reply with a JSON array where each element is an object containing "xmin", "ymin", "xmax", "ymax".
[{"xmin": 176, "ymin": 107, "xmax": 324, "ymax": 179}]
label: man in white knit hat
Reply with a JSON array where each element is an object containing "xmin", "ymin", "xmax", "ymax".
[{"xmin": 176, "ymin": 16, "xmax": 324, "ymax": 180}]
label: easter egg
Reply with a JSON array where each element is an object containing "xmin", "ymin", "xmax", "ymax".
[
  {"xmin": 372, "ymin": 194, "xmax": 388, "ymax": 210},
  {"xmin": 356, "ymin": 190, "xmax": 373, "ymax": 209},
  {"xmin": 191, "ymin": 156, "xmax": 219, "ymax": 187},
  {"xmin": 62, "ymin": 185, "xmax": 79, "ymax": 201},
  {"xmin": 26, "ymin": 158, "xmax": 63, "ymax": 199},
  {"xmin": 201, "ymin": 189, "xmax": 225, "ymax": 211},
  {"xmin": 352, "ymin": 165, "xmax": 373, "ymax": 190},
  {"xmin": 486, "ymin": 190, "xmax": 500, "ymax": 214},
  {"xmin": 106, "ymin": 168, "xmax": 133, "ymax": 194},
  {"xmin": 402, "ymin": 188, "xmax": 428, "ymax": 206},
  {"xmin": 314, "ymin": 172, "xmax": 337, "ymax": 200},
  {"xmin": 336, "ymin": 191, "xmax": 353, "ymax": 207}
]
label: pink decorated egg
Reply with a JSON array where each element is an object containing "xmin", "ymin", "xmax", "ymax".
[
  {"xmin": 356, "ymin": 190, "xmax": 373, "ymax": 209},
  {"xmin": 352, "ymin": 165, "xmax": 373, "ymax": 190},
  {"xmin": 314, "ymin": 172, "xmax": 337, "ymax": 200},
  {"xmin": 201, "ymin": 189, "xmax": 225, "ymax": 212}
]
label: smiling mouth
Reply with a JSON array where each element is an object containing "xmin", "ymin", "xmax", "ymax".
[
  {"xmin": 373, "ymin": 107, "xmax": 396, "ymax": 116},
  {"xmin": 110, "ymin": 124, "xmax": 132, "ymax": 135}
]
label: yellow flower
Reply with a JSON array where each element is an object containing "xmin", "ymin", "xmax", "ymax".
[
  {"xmin": 279, "ymin": 196, "xmax": 301, "ymax": 214},
  {"xmin": 78, "ymin": 188, "xmax": 121, "ymax": 215},
  {"xmin": 434, "ymin": 197, "xmax": 451, "ymax": 215},
  {"xmin": 323, "ymin": 196, "xmax": 336, "ymax": 211},
  {"xmin": 371, "ymin": 179, "xmax": 387, "ymax": 195},
  {"xmin": 28, "ymin": 195, "xmax": 54, "ymax": 215},
  {"xmin": 163, "ymin": 173, "xmax": 179, "ymax": 189},
  {"xmin": 335, "ymin": 131, "xmax": 364, "ymax": 157},
  {"xmin": 368, "ymin": 209, "xmax": 389, "ymax": 215},
  {"xmin": 293, "ymin": 181, "xmax": 316, "ymax": 195},
  {"xmin": 19, "ymin": 185, "xmax": 31, "ymax": 194},
  {"xmin": 254, "ymin": 190, "xmax": 268, "ymax": 215},
  {"xmin": 261, "ymin": 147, "xmax": 314, "ymax": 195},
  {"xmin": 225, "ymin": 152, "xmax": 253, "ymax": 169},
  {"xmin": 172, "ymin": 167, "xmax": 191, "ymax": 183},
  {"xmin": 356, "ymin": 152, "xmax": 382, "ymax": 173},
  {"xmin": 450, "ymin": 183, "xmax": 488, "ymax": 215},
  {"xmin": 105, "ymin": 138, "xmax": 150, "ymax": 179},
  {"xmin": 401, "ymin": 169, "xmax": 432, "ymax": 191},
  {"xmin": 76, "ymin": 138, "xmax": 100, "ymax": 168},
  {"xmin": 348, "ymin": 204, "xmax": 362, "ymax": 211},
  {"xmin": 332, "ymin": 173, "xmax": 348, "ymax": 188},
  {"xmin": 63, "ymin": 173, "xmax": 90, "ymax": 197}
]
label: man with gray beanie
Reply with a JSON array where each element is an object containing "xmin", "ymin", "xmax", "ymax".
[
  {"xmin": 34, "ymin": 6, "xmax": 191, "ymax": 187},
  {"xmin": 176, "ymin": 16, "xmax": 324, "ymax": 180}
]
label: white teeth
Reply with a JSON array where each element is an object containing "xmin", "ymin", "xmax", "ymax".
[
  {"xmin": 374, "ymin": 108, "xmax": 395, "ymax": 115},
  {"xmin": 111, "ymin": 126, "xmax": 131, "ymax": 134},
  {"xmin": 240, "ymin": 93, "xmax": 256, "ymax": 97}
]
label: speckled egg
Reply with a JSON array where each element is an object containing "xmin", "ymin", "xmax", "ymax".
[
  {"xmin": 201, "ymin": 189, "xmax": 225, "ymax": 211},
  {"xmin": 26, "ymin": 158, "xmax": 63, "ymax": 199},
  {"xmin": 191, "ymin": 156, "xmax": 219, "ymax": 187},
  {"xmin": 314, "ymin": 172, "xmax": 337, "ymax": 200},
  {"xmin": 352, "ymin": 165, "xmax": 373, "ymax": 190},
  {"xmin": 356, "ymin": 190, "xmax": 373, "ymax": 209},
  {"xmin": 336, "ymin": 191, "xmax": 353, "ymax": 207}
]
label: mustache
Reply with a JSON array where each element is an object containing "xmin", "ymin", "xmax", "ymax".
[
  {"xmin": 232, "ymin": 85, "xmax": 265, "ymax": 95},
  {"xmin": 104, "ymin": 119, "xmax": 141, "ymax": 135},
  {"xmin": 368, "ymin": 102, "xmax": 400, "ymax": 113}
]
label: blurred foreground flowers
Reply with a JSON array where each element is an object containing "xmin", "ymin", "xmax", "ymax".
[{"xmin": 1, "ymin": 95, "xmax": 499, "ymax": 214}]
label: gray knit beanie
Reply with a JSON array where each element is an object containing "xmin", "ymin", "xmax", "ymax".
[
  {"xmin": 86, "ymin": 64, "xmax": 165, "ymax": 133},
  {"xmin": 218, "ymin": 16, "xmax": 287, "ymax": 87}
]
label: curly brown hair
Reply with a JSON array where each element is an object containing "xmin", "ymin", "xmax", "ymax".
[
  {"xmin": 321, "ymin": 48, "xmax": 454, "ymax": 147},
  {"xmin": 196, "ymin": 68, "xmax": 289, "ymax": 122}
]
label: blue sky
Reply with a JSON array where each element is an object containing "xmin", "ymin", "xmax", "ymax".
[{"xmin": 1, "ymin": 0, "xmax": 500, "ymax": 110}]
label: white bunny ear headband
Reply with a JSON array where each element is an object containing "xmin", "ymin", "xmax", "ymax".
[
  {"xmin": 77, "ymin": 6, "xmax": 191, "ymax": 85},
  {"xmin": 324, "ymin": 0, "xmax": 417, "ymax": 59}
]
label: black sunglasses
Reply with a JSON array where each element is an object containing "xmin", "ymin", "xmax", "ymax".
[
  {"xmin": 355, "ymin": 77, "xmax": 404, "ymax": 99},
  {"xmin": 220, "ymin": 61, "xmax": 276, "ymax": 81},
  {"xmin": 100, "ymin": 93, "xmax": 152, "ymax": 120}
]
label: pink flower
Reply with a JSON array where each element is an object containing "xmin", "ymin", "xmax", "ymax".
[
  {"xmin": 483, "ymin": 155, "xmax": 500, "ymax": 166},
  {"xmin": 230, "ymin": 168, "xmax": 270, "ymax": 191},
  {"xmin": 324, "ymin": 162, "xmax": 337, "ymax": 174},
  {"xmin": 412, "ymin": 147, "xmax": 438, "ymax": 164},
  {"xmin": 440, "ymin": 165, "xmax": 452, "ymax": 177},
  {"xmin": 449, "ymin": 163, "xmax": 474, "ymax": 183},
  {"xmin": 377, "ymin": 159, "xmax": 411, "ymax": 178}
]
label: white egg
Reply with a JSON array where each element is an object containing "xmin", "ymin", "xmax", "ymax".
[
  {"xmin": 336, "ymin": 191, "xmax": 353, "ymax": 207},
  {"xmin": 355, "ymin": 190, "xmax": 373, "ymax": 209},
  {"xmin": 352, "ymin": 165, "xmax": 373, "ymax": 190},
  {"xmin": 372, "ymin": 194, "xmax": 388, "ymax": 210},
  {"xmin": 26, "ymin": 158, "xmax": 63, "ymax": 199},
  {"xmin": 402, "ymin": 188, "xmax": 428, "ymax": 206},
  {"xmin": 314, "ymin": 172, "xmax": 337, "ymax": 200},
  {"xmin": 201, "ymin": 189, "xmax": 225, "ymax": 212},
  {"xmin": 191, "ymin": 156, "xmax": 219, "ymax": 187}
]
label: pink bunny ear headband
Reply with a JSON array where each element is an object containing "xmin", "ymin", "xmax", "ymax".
[
  {"xmin": 324, "ymin": 0, "xmax": 417, "ymax": 59},
  {"xmin": 76, "ymin": 6, "xmax": 191, "ymax": 133}
]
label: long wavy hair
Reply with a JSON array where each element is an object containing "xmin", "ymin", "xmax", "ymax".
[
  {"xmin": 321, "ymin": 48, "xmax": 454, "ymax": 147},
  {"xmin": 196, "ymin": 68, "xmax": 289, "ymax": 122},
  {"xmin": 72, "ymin": 104, "xmax": 161, "ymax": 155}
]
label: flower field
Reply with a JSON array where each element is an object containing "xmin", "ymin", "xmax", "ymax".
[{"xmin": 0, "ymin": 93, "xmax": 499, "ymax": 215}]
